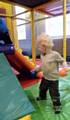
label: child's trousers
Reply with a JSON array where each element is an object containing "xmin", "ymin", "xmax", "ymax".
[{"xmin": 39, "ymin": 77, "xmax": 61, "ymax": 106}]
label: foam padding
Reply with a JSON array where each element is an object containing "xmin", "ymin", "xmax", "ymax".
[
  {"xmin": 0, "ymin": 53, "xmax": 35, "ymax": 120},
  {"xmin": 25, "ymin": 73, "xmax": 70, "ymax": 120}
]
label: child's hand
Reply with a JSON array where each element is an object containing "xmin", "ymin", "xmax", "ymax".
[
  {"xmin": 33, "ymin": 65, "xmax": 41, "ymax": 72},
  {"xmin": 36, "ymin": 71, "xmax": 43, "ymax": 78}
]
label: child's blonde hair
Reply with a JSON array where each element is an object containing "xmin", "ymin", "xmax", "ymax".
[{"xmin": 37, "ymin": 33, "xmax": 54, "ymax": 48}]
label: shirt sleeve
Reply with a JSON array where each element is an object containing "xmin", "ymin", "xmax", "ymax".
[{"xmin": 55, "ymin": 52, "xmax": 64, "ymax": 63}]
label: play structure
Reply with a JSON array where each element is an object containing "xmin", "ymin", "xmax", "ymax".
[
  {"xmin": 0, "ymin": 17, "xmax": 43, "ymax": 120},
  {"xmin": 0, "ymin": 18, "xmax": 42, "ymax": 79},
  {"xmin": 0, "ymin": 18, "xmax": 36, "ymax": 120},
  {"xmin": 0, "ymin": 0, "xmax": 70, "ymax": 120}
]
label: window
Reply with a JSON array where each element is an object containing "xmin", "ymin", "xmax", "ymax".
[
  {"xmin": 45, "ymin": 14, "xmax": 70, "ymax": 38},
  {"xmin": 17, "ymin": 25, "xmax": 26, "ymax": 40},
  {"xmin": 66, "ymin": 13, "xmax": 70, "ymax": 37},
  {"xmin": 15, "ymin": 6, "xmax": 27, "ymax": 40}
]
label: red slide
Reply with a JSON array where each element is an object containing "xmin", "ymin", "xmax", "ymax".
[{"xmin": 6, "ymin": 50, "xmax": 35, "ymax": 73}]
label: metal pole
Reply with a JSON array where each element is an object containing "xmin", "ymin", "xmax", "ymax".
[
  {"xmin": 31, "ymin": 10, "xmax": 36, "ymax": 64},
  {"xmin": 63, "ymin": 0, "xmax": 66, "ymax": 60}
]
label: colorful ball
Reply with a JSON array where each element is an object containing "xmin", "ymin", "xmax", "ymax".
[{"xmin": 59, "ymin": 68, "xmax": 67, "ymax": 77}]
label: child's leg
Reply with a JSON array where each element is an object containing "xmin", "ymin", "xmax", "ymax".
[
  {"xmin": 49, "ymin": 80, "xmax": 61, "ymax": 113},
  {"xmin": 37, "ymin": 77, "xmax": 49, "ymax": 100}
]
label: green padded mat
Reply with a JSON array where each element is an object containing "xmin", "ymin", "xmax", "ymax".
[
  {"xmin": 25, "ymin": 72, "xmax": 70, "ymax": 120},
  {"xmin": 0, "ymin": 53, "xmax": 35, "ymax": 120}
]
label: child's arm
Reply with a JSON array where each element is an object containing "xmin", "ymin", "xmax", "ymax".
[
  {"xmin": 55, "ymin": 52, "xmax": 65, "ymax": 65},
  {"xmin": 32, "ymin": 65, "xmax": 41, "ymax": 72}
]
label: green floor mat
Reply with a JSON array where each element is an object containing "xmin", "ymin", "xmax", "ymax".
[
  {"xmin": 0, "ymin": 53, "xmax": 35, "ymax": 120},
  {"xmin": 25, "ymin": 73, "xmax": 70, "ymax": 120}
]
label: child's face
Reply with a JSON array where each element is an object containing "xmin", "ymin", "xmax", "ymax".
[{"xmin": 39, "ymin": 41, "xmax": 47, "ymax": 55}]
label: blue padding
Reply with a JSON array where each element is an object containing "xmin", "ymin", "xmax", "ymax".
[
  {"xmin": 0, "ymin": 18, "xmax": 8, "ymax": 33},
  {"xmin": 0, "ymin": 44, "xmax": 14, "ymax": 54}
]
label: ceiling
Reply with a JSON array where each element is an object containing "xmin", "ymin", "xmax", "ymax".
[
  {"xmin": 1, "ymin": 0, "xmax": 70, "ymax": 16},
  {"xmin": 36, "ymin": 0, "xmax": 70, "ymax": 16},
  {"xmin": 3, "ymin": 0, "xmax": 53, "ymax": 8}
]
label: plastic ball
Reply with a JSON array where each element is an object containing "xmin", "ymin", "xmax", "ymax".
[
  {"xmin": 36, "ymin": 71, "xmax": 43, "ymax": 78},
  {"xmin": 17, "ymin": 48, "xmax": 22, "ymax": 53},
  {"xmin": 31, "ymin": 70, "xmax": 37, "ymax": 78},
  {"xmin": 59, "ymin": 68, "xmax": 67, "ymax": 77}
]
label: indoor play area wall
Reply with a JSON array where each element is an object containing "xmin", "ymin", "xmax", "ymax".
[{"xmin": 0, "ymin": 1, "xmax": 70, "ymax": 61}]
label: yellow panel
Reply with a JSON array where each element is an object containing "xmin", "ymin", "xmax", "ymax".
[
  {"xmin": 19, "ymin": 115, "xmax": 31, "ymax": 120},
  {"xmin": 12, "ymin": 18, "xmax": 19, "ymax": 49}
]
